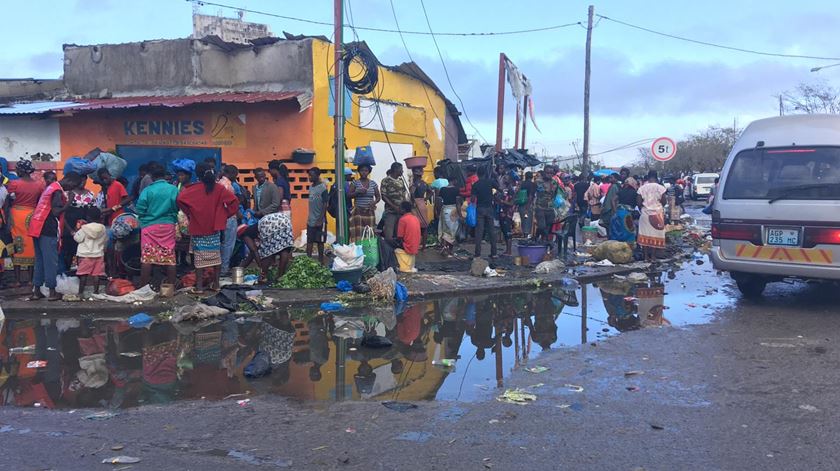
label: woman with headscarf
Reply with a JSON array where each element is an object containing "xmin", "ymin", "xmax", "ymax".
[
  {"xmin": 61, "ymin": 175, "xmax": 95, "ymax": 273},
  {"xmin": 637, "ymin": 171, "xmax": 668, "ymax": 262},
  {"xmin": 5, "ymin": 159, "xmax": 45, "ymax": 287},
  {"xmin": 610, "ymin": 177, "xmax": 639, "ymax": 243},
  {"xmin": 176, "ymin": 163, "xmax": 238, "ymax": 293}
]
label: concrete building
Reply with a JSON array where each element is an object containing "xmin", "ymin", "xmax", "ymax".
[
  {"xmin": 192, "ymin": 12, "xmax": 272, "ymax": 44},
  {"xmin": 0, "ymin": 35, "xmax": 467, "ymax": 235}
]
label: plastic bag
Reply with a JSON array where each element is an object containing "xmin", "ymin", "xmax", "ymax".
[
  {"xmin": 333, "ymin": 243, "xmax": 365, "ymax": 271},
  {"xmin": 244, "ymin": 351, "xmax": 272, "ymax": 378},
  {"xmin": 55, "ymin": 274, "xmax": 80, "ymax": 295},
  {"xmin": 63, "ymin": 157, "xmax": 98, "ymax": 176},
  {"xmin": 465, "ymin": 203, "xmax": 477, "ymax": 228},
  {"xmin": 553, "ymin": 190, "xmax": 566, "ymax": 209},
  {"xmin": 369, "ymin": 268, "xmax": 397, "ymax": 300},
  {"xmin": 394, "ymin": 281, "xmax": 408, "ymax": 302},
  {"xmin": 359, "ymin": 226, "xmax": 379, "ymax": 268},
  {"xmin": 92, "ymin": 152, "xmax": 127, "ymax": 181},
  {"xmin": 333, "ymin": 255, "xmax": 364, "ymax": 271}
]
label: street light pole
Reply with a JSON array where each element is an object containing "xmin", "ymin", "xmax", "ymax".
[{"xmin": 333, "ymin": 0, "xmax": 348, "ymax": 244}]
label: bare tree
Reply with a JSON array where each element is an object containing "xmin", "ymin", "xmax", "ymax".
[{"xmin": 781, "ymin": 81, "xmax": 840, "ymax": 115}]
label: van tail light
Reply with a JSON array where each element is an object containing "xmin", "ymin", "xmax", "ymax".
[
  {"xmin": 803, "ymin": 228, "xmax": 840, "ymax": 247},
  {"xmin": 711, "ymin": 223, "xmax": 762, "ymax": 245}
]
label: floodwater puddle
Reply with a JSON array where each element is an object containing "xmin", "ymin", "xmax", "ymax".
[{"xmin": 0, "ymin": 258, "xmax": 730, "ymax": 408}]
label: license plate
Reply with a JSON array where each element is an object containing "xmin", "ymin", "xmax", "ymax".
[{"xmin": 767, "ymin": 228, "xmax": 800, "ymax": 246}]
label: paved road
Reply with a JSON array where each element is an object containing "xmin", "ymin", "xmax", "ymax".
[{"xmin": 3, "ymin": 256, "xmax": 840, "ymax": 469}]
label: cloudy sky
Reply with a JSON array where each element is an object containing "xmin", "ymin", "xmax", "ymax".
[{"xmin": 1, "ymin": 0, "xmax": 838, "ymax": 165}]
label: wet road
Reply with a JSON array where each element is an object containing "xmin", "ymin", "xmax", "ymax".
[{"xmin": 4, "ymin": 220, "xmax": 840, "ymax": 469}]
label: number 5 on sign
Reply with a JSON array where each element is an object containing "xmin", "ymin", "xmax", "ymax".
[{"xmin": 651, "ymin": 137, "xmax": 677, "ymax": 162}]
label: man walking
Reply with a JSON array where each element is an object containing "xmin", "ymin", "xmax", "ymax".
[{"xmin": 471, "ymin": 168, "xmax": 498, "ymax": 258}]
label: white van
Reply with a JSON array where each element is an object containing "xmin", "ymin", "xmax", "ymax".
[
  {"xmin": 688, "ymin": 173, "xmax": 719, "ymax": 199},
  {"xmin": 711, "ymin": 114, "xmax": 840, "ymax": 297}
]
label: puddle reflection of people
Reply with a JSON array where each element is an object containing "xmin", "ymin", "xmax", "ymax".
[
  {"xmin": 638, "ymin": 272, "xmax": 670, "ymax": 327},
  {"xmin": 467, "ymin": 299, "xmax": 495, "ymax": 360},
  {"xmin": 598, "ymin": 280, "xmax": 641, "ymax": 332},
  {"xmin": 523, "ymin": 291, "xmax": 559, "ymax": 351},
  {"xmin": 308, "ymin": 314, "xmax": 330, "ymax": 382}
]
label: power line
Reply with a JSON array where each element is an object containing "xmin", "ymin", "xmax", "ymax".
[
  {"xmin": 417, "ymin": 0, "xmax": 489, "ymax": 144},
  {"xmin": 598, "ymin": 14, "xmax": 840, "ymax": 61},
  {"xmin": 190, "ymin": 0, "xmax": 581, "ymax": 37},
  {"xmin": 387, "ymin": 0, "xmax": 462, "ymax": 146},
  {"xmin": 590, "ymin": 137, "xmax": 656, "ymax": 156}
]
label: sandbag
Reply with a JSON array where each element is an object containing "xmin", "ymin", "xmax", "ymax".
[{"xmin": 592, "ymin": 240, "xmax": 634, "ymax": 264}]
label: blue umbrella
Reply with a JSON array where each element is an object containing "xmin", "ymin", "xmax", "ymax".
[{"xmin": 593, "ymin": 168, "xmax": 619, "ymax": 177}]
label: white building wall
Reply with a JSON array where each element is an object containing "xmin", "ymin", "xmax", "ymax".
[{"xmin": 0, "ymin": 116, "xmax": 61, "ymax": 161}]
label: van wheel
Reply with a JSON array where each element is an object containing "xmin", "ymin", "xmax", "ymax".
[{"xmin": 736, "ymin": 278, "xmax": 766, "ymax": 298}]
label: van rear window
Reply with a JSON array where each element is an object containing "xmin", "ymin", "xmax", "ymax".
[
  {"xmin": 695, "ymin": 176, "xmax": 716, "ymax": 184},
  {"xmin": 723, "ymin": 146, "xmax": 840, "ymax": 200}
]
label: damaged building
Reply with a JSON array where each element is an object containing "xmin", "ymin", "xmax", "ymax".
[{"xmin": 0, "ymin": 34, "xmax": 467, "ymax": 233}]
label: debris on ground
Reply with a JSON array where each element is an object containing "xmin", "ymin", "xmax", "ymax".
[
  {"xmin": 382, "ymin": 401, "xmax": 418, "ymax": 412},
  {"xmin": 471, "ymin": 258, "xmax": 490, "ymax": 277},
  {"xmin": 525, "ymin": 366, "xmax": 549, "ymax": 374},
  {"xmin": 496, "ymin": 389, "xmax": 537, "ymax": 405},
  {"xmin": 534, "ymin": 260, "xmax": 565, "ymax": 274},
  {"xmin": 102, "ymin": 456, "xmax": 141, "ymax": 464},
  {"xmin": 627, "ymin": 272, "xmax": 649, "ymax": 283},
  {"xmin": 592, "ymin": 241, "xmax": 634, "ymax": 264},
  {"xmin": 127, "ymin": 312, "xmax": 154, "ymax": 329},
  {"xmin": 799, "ymin": 404, "xmax": 819, "ymax": 412},
  {"xmin": 84, "ymin": 411, "xmax": 118, "ymax": 420},
  {"xmin": 564, "ymin": 384, "xmax": 584, "ymax": 392},
  {"xmin": 169, "ymin": 304, "xmax": 229, "ymax": 323},
  {"xmin": 369, "ymin": 268, "xmax": 397, "ymax": 301},
  {"xmin": 624, "ymin": 370, "xmax": 644, "ymax": 377}
]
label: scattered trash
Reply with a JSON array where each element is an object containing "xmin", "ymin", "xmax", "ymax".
[
  {"xmin": 62, "ymin": 293, "xmax": 81, "ymax": 302},
  {"xmin": 650, "ymin": 423, "xmax": 665, "ymax": 430},
  {"xmin": 525, "ymin": 366, "xmax": 549, "ymax": 374},
  {"xmin": 25, "ymin": 360, "xmax": 47, "ymax": 369},
  {"xmin": 395, "ymin": 281, "xmax": 409, "ymax": 301},
  {"xmin": 471, "ymin": 258, "xmax": 490, "ymax": 277},
  {"xmin": 169, "ymin": 303, "xmax": 229, "ymax": 323},
  {"xmin": 336, "ymin": 280, "xmax": 353, "ymax": 292},
  {"xmin": 345, "ymin": 428, "xmax": 356, "ymax": 433},
  {"xmin": 488, "ymin": 419, "xmax": 500, "ymax": 424},
  {"xmin": 624, "ymin": 370, "xmax": 644, "ymax": 377},
  {"xmin": 534, "ymin": 259, "xmax": 565, "ymax": 274},
  {"xmin": 311, "ymin": 446, "xmax": 328, "ymax": 451},
  {"xmin": 432, "ymin": 359, "xmax": 456, "ymax": 368},
  {"xmin": 111, "ymin": 445, "xmax": 124, "ymax": 451},
  {"xmin": 102, "ymin": 456, "xmax": 141, "ymax": 464},
  {"xmin": 626, "ymin": 386, "xmax": 640, "ymax": 392},
  {"xmin": 127, "ymin": 312, "xmax": 154, "ymax": 329},
  {"xmin": 496, "ymin": 389, "xmax": 537, "ymax": 405},
  {"xmin": 119, "ymin": 352, "xmax": 141, "ymax": 358},
  {"xmin": 236, "ymin": 399, "xmax": 251, "ymax": 406},
  {"xmin": 564, "ymin": 384, "xmax": 584, "ymax": 392},
  {"xmin": 799, "ymin": 404, "xmax": 819, "ymax": 412},
  {"xmin": 627, "ymin": 272, "xmax": 648, "ymax": 283},
  {"xmin": 382, "ymin": 401, "xmax": 418, "ymax": 412},
  {"xmin": 320, "ymin": 302, "xmax": 344, "ymax": 312},
  {"xmin": 85, "ymin": 411, "xmax": 118, "ymax": 420},
  {"xmin": 483, "ymin": 266, "xmax": 500, "ymax": 277}
]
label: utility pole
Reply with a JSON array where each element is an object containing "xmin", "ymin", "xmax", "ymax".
[
  {"xmin": 333, "ymin": 0, "xmax": 347, "ymax": 244},
  {"xmin": 495, "ymin": 53, "xmax": 507, "ymax": 152},
  {"xmin": 779, "ymin": 95, "xmax": 783, "ymax": 116},
  {"xmin": 521, "ymin": 95, "xmax": 528, "ymax": 149},
  {"xmin": 582, "ymin": 5, "xmax": 594, "ymax": 180}
]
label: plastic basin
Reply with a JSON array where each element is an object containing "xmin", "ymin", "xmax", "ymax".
[{"xmin": 517, "ymin": 244, "xmax": 549, "ymax": 265}]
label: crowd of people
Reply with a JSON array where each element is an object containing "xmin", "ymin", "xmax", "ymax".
[{"xmin": 0, "ymin": 154, "xmax": 678, "ymax": 300}]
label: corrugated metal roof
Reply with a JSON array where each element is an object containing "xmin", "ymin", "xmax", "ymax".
[
  {"xmin": 0, "ymin": 91, "xmax": 308, "ymax": 116},
  {"xmin": 71, "ymin": 91, "xmax": 305, "ymax": 111},
  {"xmin": 0, "ymin": 101, "xmax": 81, "ymax": 115}
]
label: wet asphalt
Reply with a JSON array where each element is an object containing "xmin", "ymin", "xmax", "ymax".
[{"xmin": 3, "ymin": 204, "xmax": 840, "ymax": 470}]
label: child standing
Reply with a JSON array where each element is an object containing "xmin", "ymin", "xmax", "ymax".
[
  {"xmin": 74, "ymin": 207, "xmax": 107, "ymax": 295},
  {"xmin": 395, "ymin": 201, "xmax": 421, "ymax": 273}
]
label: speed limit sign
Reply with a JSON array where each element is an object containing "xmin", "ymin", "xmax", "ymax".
[{"xmin": 651, "ymin": 137, "xmax": 677, "ymax": 162}]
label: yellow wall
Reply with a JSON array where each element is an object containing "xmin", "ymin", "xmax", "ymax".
[{"xmin": 310, "ymin": 39, "xmax": 448, "ymax": 180}]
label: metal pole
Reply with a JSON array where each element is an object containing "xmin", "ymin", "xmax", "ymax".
[
  {"xmin": 514, "ymin": 106, "xmax": 521, "ymax": 149},
  {"xmin": 582, "ymin": 5, "xmax": 594, "ymax": 180},
  {"xmin": 521, "ymin": 95, "xmax": 528, "ymax": 149},
  {"xmin": 580, "ymin": 284, "xmax": 588, "ymax": 344},
  {"xmin": 495, "ymin": 53, "xmax": 506, "ymax": 152},
  {"xmin": 334, "ymin": 0, "xmax": 348, "ymax": 244}
]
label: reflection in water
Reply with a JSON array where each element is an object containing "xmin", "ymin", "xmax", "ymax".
[{"xmin": 0, "ymin": 262, "xmax": 726, "ymax": 408}]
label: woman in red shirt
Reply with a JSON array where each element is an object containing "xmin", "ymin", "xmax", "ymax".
[
  {"xmin": 176, "ymin": 163, "xmax": 238, "ymax": 293},
  {"xmin": 5, "ymin": 159, "xmax": 45, "ymax": 286}
]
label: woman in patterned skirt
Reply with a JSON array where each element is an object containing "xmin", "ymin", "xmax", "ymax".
[{"xmin": 258, "ymin": 211, "xmax": 294, "ymax": 283}]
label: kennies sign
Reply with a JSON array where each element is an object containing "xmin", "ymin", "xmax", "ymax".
[{"xmin": 119, "ymin": 113, "xmax": 246, "ymax": 147}]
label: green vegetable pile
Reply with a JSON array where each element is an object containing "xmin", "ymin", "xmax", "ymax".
[{"xmin": 276, "ymin": 256, "xmax": 335, "ymax": 289}]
